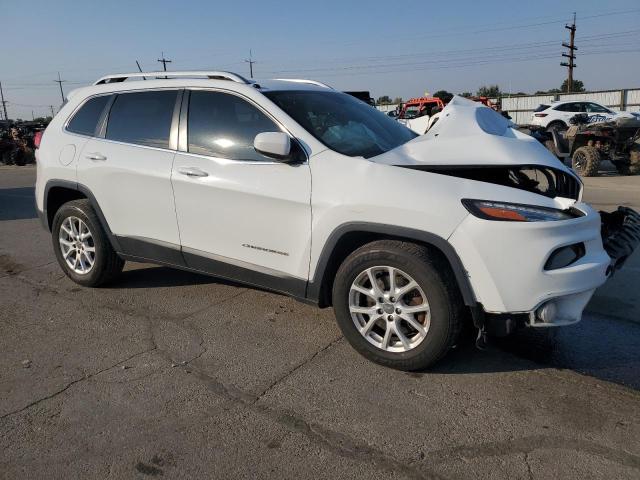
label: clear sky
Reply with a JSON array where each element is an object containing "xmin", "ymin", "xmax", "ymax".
[{"xmin": 2, "ymin": 0, "xmax": 639, "ymax": 119}]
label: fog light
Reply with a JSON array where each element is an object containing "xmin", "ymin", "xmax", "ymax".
[{"xmin": 536, "ymin": 302, "xmax": 557, "ymax": 324}]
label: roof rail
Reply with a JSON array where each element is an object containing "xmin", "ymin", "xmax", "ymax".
[
  {"xmin": 93, "ymin": 71, "xmax": 250, "ymax": 85},
  {"xmin": 273, "ymin": 78, "xmax": 333, "ymax": 89}
]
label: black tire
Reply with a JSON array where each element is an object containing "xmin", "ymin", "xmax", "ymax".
[
  {"xmin": 332, "ymin": 240, "xmax": 463, "ymax": 371},
  {"xmin": 546, "ymin": 122, "xmax": 567, "ymax": 134},
  {"xmin": 614, "ymin": 162, "xmax": 631, "ymax": 176},
  {"xmin": 51, "ymin": 199, "xmax": 124, "ymax": 287},
  {"xmin": 572, "ymin": 146, "xmax": 600, "ymax": 177}
]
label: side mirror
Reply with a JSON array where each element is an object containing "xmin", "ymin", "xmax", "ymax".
[{"xmin": 254, "ymin": 132, "xmax": 291, "ymax": 160}]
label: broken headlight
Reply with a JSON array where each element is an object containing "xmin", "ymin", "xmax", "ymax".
[{"xmin": 461, "ymin": 199, "xmax": 578, "ymax": 222}]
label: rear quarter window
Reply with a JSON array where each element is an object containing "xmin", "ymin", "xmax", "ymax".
[
  {"xmin": 534, "ymin": 104, "xmax": 550, "ymax": 112},
  {"xmin": 67, "ymin": 95, "xmax": 110, "ymax": 136}
]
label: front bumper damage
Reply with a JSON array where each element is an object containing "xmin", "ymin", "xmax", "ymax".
[
  {"xmin": 453, "ymin": 204, "xmax": 640, "ymax": 339},
  {"xmin": 600, "ymin": 206, "xmax": 640, "ymax": 273}
]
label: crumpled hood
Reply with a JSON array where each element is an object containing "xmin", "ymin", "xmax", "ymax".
[{"xmin": 371, "ymin": 96, "xmax": 572, "ymax": 174}]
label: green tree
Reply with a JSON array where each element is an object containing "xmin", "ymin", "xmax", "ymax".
[
  {"xmin": 560, "ymin": 79, "xmax": 585, "ymax": 93},
  {"xmin": 476, "ymin": 85, "xmax": 501, "ymax": 98},
  {"xmin": 535, "ymin": 88, "xmax": 561, "ymax": 95},
  {"xmin": 476, "ymin": 85, "xmax": 500, "ymax": 97},
  {"xmin": 392, "ymin": 97, "xmax": 403, "ymax": 105},
  {"xmin": 377, "ymin": 95, "xmax": 392, "ymax": 105},
  {"xmin": 433, "ymin": 90, "xmax": 454, "ymax": 103},
  {"xmin": 460, "ymin": 92, "xmax": 473, "ymax": 98}
]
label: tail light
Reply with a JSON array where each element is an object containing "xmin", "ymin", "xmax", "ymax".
[
  {"xmin": 534, "ymin": 113, "xmax": 548, "ymax": 117},
  {"xmin": 34, "ymin": 131, "xmax": 43, "ymax": 149}
]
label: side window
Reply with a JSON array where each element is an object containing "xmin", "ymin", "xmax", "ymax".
[
  {"xmin": 67, "ymin": 95, "xmax": 110, "ymax": 136},
  {"xmin": 586, "ymin": 103, "xmax": 610, "ymax": 113},
  {"xmin": 187, "ymin": 90, "xmax": 280, "ymax": 161},
  {"xmin": 106, "ymin": 90, "xmax": 177, "ymax": 148},
  {"xmin": 555, "ymin": 103, "xmax": 580, "ymax": 112}
]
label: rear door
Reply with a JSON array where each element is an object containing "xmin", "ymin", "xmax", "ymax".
[
  {"xmin": 171, "ymin": 89, "xmax": 312, "ymax": 295},
  {"xmin": 77, "ymin": 89, "xmax": 183, "ymax": 261}
]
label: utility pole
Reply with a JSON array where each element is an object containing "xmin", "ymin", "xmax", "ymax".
[
  {"xmin": 54, "ymin": 72, "xmax": 67, "ymax": 102},
  {"xmin": 157, "ymin": 52, "xmax": 172, "ymax": 71},
  {"xmin": 561, "ymin": 13, "xmax": 577, "ymax": 93},
  {"xmin": 244, "ymin": 49, "xmax": 256, "ymax": 78},
  {"xmin": 50, "ymin": 105, "xmax": 55, "ymax": 118},
  {"xmin": 0, "ymin": 80, "xmax": 8, "ymax": 123}
]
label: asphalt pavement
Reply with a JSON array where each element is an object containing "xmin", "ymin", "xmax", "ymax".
[{"xmin": 1, "ymin": 166, "xmax": 639, "ymax": 479}]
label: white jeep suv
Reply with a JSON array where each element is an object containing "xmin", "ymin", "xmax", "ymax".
[{"xmin": 35, "ymin": 71, "xmax": 639, "ymax": 370}]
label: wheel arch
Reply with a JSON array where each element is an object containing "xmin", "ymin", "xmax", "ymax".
[
  {"xmin": 44, "ymin": 179, "xmax": 122, "ymax": 252},
  {"xmin": 307, "ymin": 223, "xmax": 476, "ymax": 308}
]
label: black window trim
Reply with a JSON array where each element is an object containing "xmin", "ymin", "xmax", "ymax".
[
  {"xmin": 100, "ymin": 87, "xmax": 182, "ymax": 151},
  {"xmin": 64, "ymin": 87, "xmax": 182, "ymax": 153},
  {"xmin": 177, "ymin": 86, "xmax": 308, "ymax": 165},
  {"xmin": 63, "ymin": 93, "xmax": 114, "ymax": 138}
]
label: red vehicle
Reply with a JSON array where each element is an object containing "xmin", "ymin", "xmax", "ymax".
[{"xmin": 398, "ymin": 97, "xmax": 445, "ymax": 120}]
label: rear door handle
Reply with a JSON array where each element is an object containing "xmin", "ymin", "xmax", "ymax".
[
  {"xmin": 85, "ymin": 153, "xmax": 107, "ymax": 161},
  {"xmin": 178, "ymin": 167, "xmax": 209, "ymax": 177}
]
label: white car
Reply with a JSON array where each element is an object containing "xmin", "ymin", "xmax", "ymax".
[
  {"xmin": 530, "ymin": 100, "xmax": 622, "ymax": 131},
  {"xmin": 34, "ymin": 72, "xmax": 639, "ymax": 370}
]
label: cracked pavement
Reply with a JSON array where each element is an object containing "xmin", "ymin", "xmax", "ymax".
[{"xmin": 1, "ymin": 166, "xmax": 639, "ymax": 479}]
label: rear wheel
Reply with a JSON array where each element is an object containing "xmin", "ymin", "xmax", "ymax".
[
  {"xmin": 572, "ymin": 146, "xmax": 600, "ymax": 177},
  {"xmin": 546, "ymin": 122, "xmax": 567, "ymax": 134},
  {"xmin": 52, "ymin": 199, "xmax": 124, "ymax": 287},
  {"xmin": 332, "ymin": 240, "xmax": 463, "ymax": 371}
]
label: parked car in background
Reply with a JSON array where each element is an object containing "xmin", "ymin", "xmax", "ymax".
[{"xmin": 531, "ymin": 100, "xmax": 622, "ymax": 131}]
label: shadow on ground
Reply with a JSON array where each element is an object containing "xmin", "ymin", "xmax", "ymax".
[{"xmin": 0, "ymin": 187, "xmax": 36, "ymax": 221}]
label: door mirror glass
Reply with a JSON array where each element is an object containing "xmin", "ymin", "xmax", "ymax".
[{"xmin": 253, "ymin": 132, "xmax": 291, "ymax": 160}]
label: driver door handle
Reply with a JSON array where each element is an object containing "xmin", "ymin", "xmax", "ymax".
[
  {"xmin": 85, "ymin": 152, "xmax": 107, "ymax": 161},
  {"xmin": 178, "ymin": 167, "xmax": 209, "ymax": 177}
]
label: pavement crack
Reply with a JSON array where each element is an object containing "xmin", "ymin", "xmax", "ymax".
[
  {"xmin": 0, "ymin": 347, "xmax": 156, "ymax": 419},
  {"xmin": 524, "ymin": 452, "xmax": 534, "ymax": 480},
  {"xmin": 253, "ymin": 334, "xmax": 343, "ymax": 403}
]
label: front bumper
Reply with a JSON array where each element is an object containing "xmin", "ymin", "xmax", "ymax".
[{"xmin": 450, "ymin": 202, "xmax": 622, "ymax": 330}]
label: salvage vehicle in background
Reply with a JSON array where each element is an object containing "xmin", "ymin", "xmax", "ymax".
[
  {"xmin": 527, "ymin": 114, "xmax": 640, "ymax": 176},
  {"xmin": 397, "ymin": 97, "xmax": 445, "ymax": 134},
  {"xmin": 35, "ymin": 74, "xmax": 640, "ymax": 370},
  {"xmin": 531, "ymin": 100, "xmax": 623, "ymax": 132}
]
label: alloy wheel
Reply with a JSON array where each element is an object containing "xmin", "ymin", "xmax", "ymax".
[
  {"xmin": 58, "ymin": 216, "xmax": 96, "ymax": 274},
  {"xmin": 348, "ymin": 266, "xmax": 430, "ymax": 353}
]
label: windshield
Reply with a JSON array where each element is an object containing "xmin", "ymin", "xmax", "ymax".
[{"xmin": 264, "ymin": 90, "xmax": 417, "ymax": 158}]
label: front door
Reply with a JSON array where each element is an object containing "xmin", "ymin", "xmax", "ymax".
[{"xmin": 171, "ymin": 90, "xmax": 311, "ymax": 296}]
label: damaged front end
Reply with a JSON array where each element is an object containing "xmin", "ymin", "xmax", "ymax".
[{"xmin": 600, "ymin": 206, "xmax": 640, "ymax": 273}]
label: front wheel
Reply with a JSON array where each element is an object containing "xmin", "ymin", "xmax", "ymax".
[
  {"xmin": 51, "ymin": 199, "xmax": 124, "ymax": 287},
  {"xmin": 332, "ymin": 240, "xmax": 463, "ymax": 371}
]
